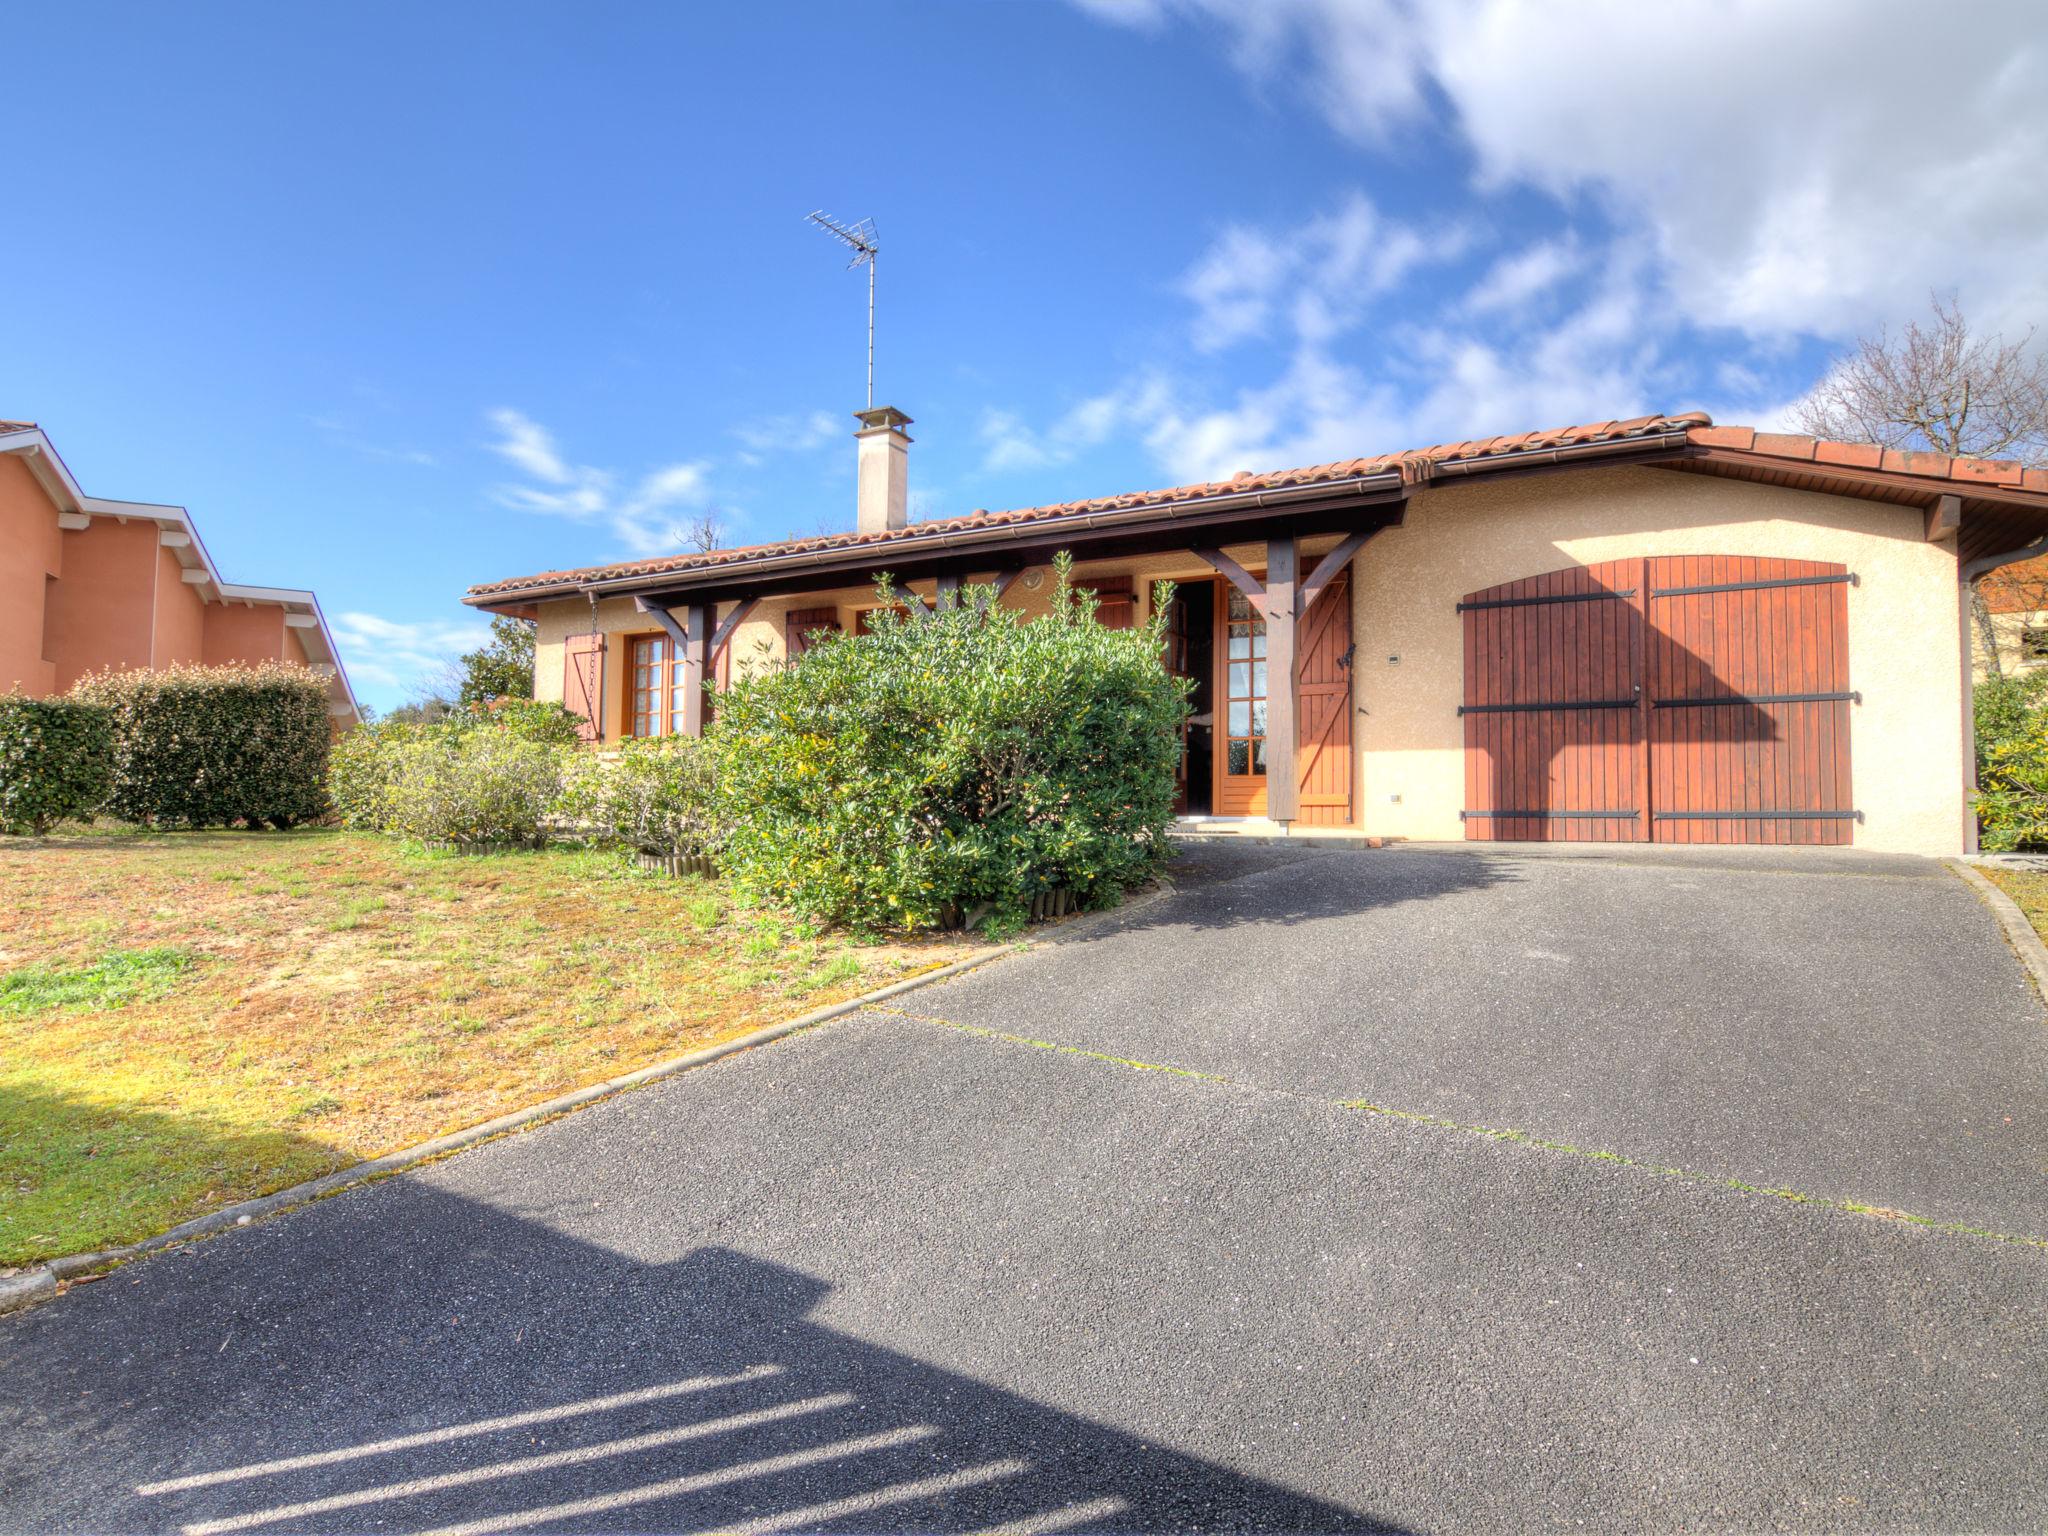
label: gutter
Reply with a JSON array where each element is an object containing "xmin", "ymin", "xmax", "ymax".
[{"xmin": 470, "ymin": 428, "xmax": 1697, "ymax": 606}]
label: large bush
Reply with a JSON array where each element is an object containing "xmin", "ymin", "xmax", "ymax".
[
  {"xmin": 704, "ymin": 561, "xmax": 1189, "ymax": 931},
  {"xmin": 1974, "ymin": 671, "xmax": 2048, "ymax": 850},
  {"xmin": 378, "ymin": 729, "xmax": 567, "ymax": 846},
  {"xmin": 330, "ymin": 700, "xmax": 586, "ymax": 837},
  {"xmin": 70, "ymin": 663, "xmax": 331, "ymax": 829},
  {"xmin": 560, "ymin": 736, "xmax": 714, "ymax": 856},
  {"xmin": 0, "ymin": 697, "xmax": 113, "ymax": 835}
]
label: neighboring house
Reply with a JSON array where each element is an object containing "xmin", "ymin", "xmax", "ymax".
[
  {"xmin": 1973, "ymin": 556, "xmax": 2048, "ymax": 677},
  {"xmin": 465, "ymin": 408, "xmax": 2048, "ymax": 856},
  {"xmin": 0, "ymin": 420, "xmax": 359, "ymax": 727}
]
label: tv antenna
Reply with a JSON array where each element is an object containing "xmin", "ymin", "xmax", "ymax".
[{"xmin": 806, "ymin": 210, "xmax": 880, "ymax": 409}]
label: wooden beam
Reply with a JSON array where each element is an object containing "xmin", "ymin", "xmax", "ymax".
[
  {"xmin": 1193, "ymin": 547, "xmax": 1266, "ymax": 615},
  {"xmin": 634, "ymin": 594, "xmax": 691, "ymax": 651},
  {"xmin": 710, "ymin": 596, "xmax": 759, "ymax": 655},
  {"xmin": 1927, "ymin": 493, "xmax": 1962, "ymax": 542},
  {"xmin": 933, "ymin": 573, "xmax": 962, "ymax": 610},
  {"xmin": 1297, "ymin": 529, "xmax": 1374, "ymax": 618},
  {"xmin": 990, "ymin": 567, "xmax": 1025, "ymax": 600},
  {"xmin": 1263, "ymin": 537, "xmax": 1299, "ymax": 823},
  {"xmin": 679, "ymin": 601, "xmax": 711, "ymax": 737}
]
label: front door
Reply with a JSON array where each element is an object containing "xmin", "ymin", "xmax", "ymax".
[{"xmin": 1215, "ymin": 580, "xmax": 1269, "ymax": 815}]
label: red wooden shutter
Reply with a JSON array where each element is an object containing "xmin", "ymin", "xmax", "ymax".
[
  {"xmin": 1295, "ymin": 567, "xmax": 1353, "ymax": 826},
  {"xmin": 562, "ymin": 632, "xmax": 606, "ymax": 742},
  {"xmin": 785, "ymin": 606, "xmax": 842, "ymax": 659},
  {"xmin": 1080, "ymin": 575, "xmax": 1136, "ymax": 629}
]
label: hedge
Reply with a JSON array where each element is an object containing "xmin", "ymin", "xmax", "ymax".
[
  {"xmin": 0, "ymin": 696, "xmax": 113, "ymax": 835},
  {"xmin": 330, "ymin": 700, "xmax": 587, "ymax": 839},
  {"xmin": 559, "ymin": 736, "xmax": 715, "ymax": 857},
  {"xmin": 70, "ymin": 662, "xmax": 332, "ymax": 830},
  {"xmin": 703, "ymin": 559, "xmax": 1189, "ymax": 931}
]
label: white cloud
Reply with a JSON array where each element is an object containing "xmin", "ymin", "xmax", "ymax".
[
  {"xmin": 1179, "ymin": 193, "xmax": 1463, "ymax": 352},
  {"xmin": 329, "ymin": 611, "xmax": 493, "ymax": 693},
  {"xmin": 1081, "ymin": 0, "xmax": 2048, "ymax": 340},
  {"xmin": 730, "ymin": 410, "xmax": 841, "ymax": 457},
  {"xmin": 979, "ymin": 375, "xmax": 1181, "ymax": 474},
  {"xmin": 485, "ymin": 408, "xmax": 714, "ymax": 556},
  {"xmin": 1462, "ymin": 237, "xmax": 1582, "ymax": 318}
]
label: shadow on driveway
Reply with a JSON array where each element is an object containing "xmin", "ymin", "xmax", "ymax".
[{"xmin": 12, "ymin": 1183, "xmax": 1399, "ymax": 1535}]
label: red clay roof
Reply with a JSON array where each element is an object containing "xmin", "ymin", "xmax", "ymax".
[
  {"xmin": 0, "ymin": 420, "xmax": 36, "ymax": 432},
  {"xmin": 468, "ymin": 413, "xmax": 1710, "ymax": 599},
  {"xmin": 465, "ymin": 411, "xmax": 2048, "ymax": 601}
]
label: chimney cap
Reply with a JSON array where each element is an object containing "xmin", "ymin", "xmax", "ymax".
[{"xmin": 854, "ymin": 405, "xmax": 913, "ymax": 436}]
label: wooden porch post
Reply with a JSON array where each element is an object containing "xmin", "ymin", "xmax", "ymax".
[
  {"xmin": 679, "ymin": 601, "xmax": 712, "ymax": 737},
  {"xmin": 1265, "ymin": 537, "xmax": 1299, "ymax": 822},
  {"xmin": 933, "ymin": 572, "xmax": 961, "ymax": 610}
]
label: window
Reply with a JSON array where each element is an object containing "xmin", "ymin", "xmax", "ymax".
[
  {"xmin": 629, "ymin": 634, "xmax": 671, "ymax": 737},
  {"xmin": 1223, "ymin": 585, "xmax": 1267, "ymax": 777}
]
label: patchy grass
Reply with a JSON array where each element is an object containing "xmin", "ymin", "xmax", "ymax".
[
  {"xmin": 0, "ymin": 829, "xmax": 975, "ymax": 1265},
  {"xmin": 1981, "ymin": 867, "xmax": 2048, "ymax": 951}
]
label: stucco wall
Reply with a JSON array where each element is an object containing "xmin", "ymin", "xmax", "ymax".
[
  {"xmin": 0, "ymin": 455, "xmax": 60, "ymax": 695},
  {"xmin": 43, "ymin": 518, "xmax": 158, "ymax": 690},
  {"xmin": 151, "ymin": 546, "xmax": 206, "ymax": 668},
  {"xmin": 1348, "ymin": 466, "xmax": 1964, "ymax": 854},
  {"xmin": 203, "ymin": 603, "xmax": 287, "ymax": 666}
]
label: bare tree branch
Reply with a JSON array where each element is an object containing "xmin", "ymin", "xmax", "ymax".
[{"xmin": 1793, "ymin": 293, "xmax": 2048, "ymax": 467}]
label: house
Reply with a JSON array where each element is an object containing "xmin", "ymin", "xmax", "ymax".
[
  {"xmin": 465, "ymin": 407, "xmax": 2048, "ymax": 856},
  {"xmin": 1973, "ymin": 554, "xmax": 2048, "ymax": 677},
  {"xmin": 0, "ymin": 420, "xmax": 360, "ymax": 726}
]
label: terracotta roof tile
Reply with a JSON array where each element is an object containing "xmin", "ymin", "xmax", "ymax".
[
  {"xmin": 0, "ymin": 419, "xmax": 36, "ymax": 432},
  {"xmin": 466, "ymin": 409, "xmax": 2048, "ymax": 601},
  {"xmin": 467, "ymin": 412, "xmax": 1709, "ymax": 598}
]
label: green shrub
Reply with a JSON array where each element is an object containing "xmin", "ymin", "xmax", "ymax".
[
  {"xmin": 1978, "ymin": 707, "xmax": 2048, "ymax": 851},
  {"xmin": 1974, "ymin": 670, "xmax": 2048, "ymax": 779},
  {"xmin": 0, "ymin": 696, "xmax": 113, "ymax": 835},
  {"xmin": 380, "ymin": 729, "xmax": 567, "ymax": 846},
  {"xmin": 328, "ymin": 720, "xmax": 418, "ymax": 831},
  {"xmin": 472, "ymin": 697, "xmax": 585, "ymax": 745},
  {"xmin": 560, "ymin": 736, "xmax": 715, "ymax": 855},
  {"xmin": 704, "ymin": 558, "xmax": 1189, "ymax": 931},
  {"xmin": 69, "ymin": 663, "xmax": 331, "ymax": 830}
]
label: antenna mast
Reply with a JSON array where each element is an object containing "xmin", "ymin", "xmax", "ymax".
[{"xmin": 805, "ymin": 210, "xmax": 880, "ymax": 409}]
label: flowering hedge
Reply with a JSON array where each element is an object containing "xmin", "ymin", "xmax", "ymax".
[
  {"xmin": 703, "ymin": 560, "xmax": 1189, "ymax": 931},
  {"xmin": 559, "ymin": 736, "xmax": 715, "ymax": 856},
  {"xmin": 0, "ymin": 696, "xmax": 113, "ymax": 835},
  {"xmin": 70, "ymin": 663, "xmax": 331, "ymax": 829}
]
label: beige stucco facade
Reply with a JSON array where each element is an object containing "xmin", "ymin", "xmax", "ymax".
[{"xmin": 529, "ymin": 464, "xmax": 1969, "ymax": 855}]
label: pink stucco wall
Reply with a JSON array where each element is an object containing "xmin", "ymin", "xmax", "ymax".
[{"xmin": 0, "ymin": 455, "xmax": 60, "ymax": 694}]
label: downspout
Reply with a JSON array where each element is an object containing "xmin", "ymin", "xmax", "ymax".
[{"xmin": 1958, "ymin": 536, "xmax": 2048, "ymax": 853}]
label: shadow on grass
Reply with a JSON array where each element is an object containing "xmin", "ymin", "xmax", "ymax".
[{"xmin": 0, "ymin": 1082, "xmax": 346, "ymax": 1267}]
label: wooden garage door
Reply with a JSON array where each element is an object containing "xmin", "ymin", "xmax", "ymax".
[{"xmin": 1460, "ymin": 556, "xmax": 1856, "ymax": 844}]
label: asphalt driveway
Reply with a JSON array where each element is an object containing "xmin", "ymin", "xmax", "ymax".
[{"xmin": 2, "ymin": 842, "xmax": 2045, "ymax": 1532}]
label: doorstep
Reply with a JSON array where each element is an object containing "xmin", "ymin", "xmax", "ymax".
[{"xmin": 1171, "ymin": 817, "xmax": 1385, "ymax": 849}]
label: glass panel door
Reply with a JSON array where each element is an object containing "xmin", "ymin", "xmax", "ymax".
[
  {"xmin": 630, "ymin": 634, "xmax": 669, "ymax": 737},
  {"xmin": 1222, "ymin": 585, "xmax": 1267, "ymax": 781}
]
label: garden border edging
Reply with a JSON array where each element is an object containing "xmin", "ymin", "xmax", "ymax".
[{"xmin": 1947, "ymin": 859, "xmax": 2048, "ymax": 1003}]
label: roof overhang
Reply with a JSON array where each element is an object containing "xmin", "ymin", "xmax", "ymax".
[{"xmin": 1, "ymin": 425, "xmax": 361, "ymax": 723}]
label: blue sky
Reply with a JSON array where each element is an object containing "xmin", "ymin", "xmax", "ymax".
[{"xmin": 5, "ymin": 1, "xmax": 2043, "ymax": 712}]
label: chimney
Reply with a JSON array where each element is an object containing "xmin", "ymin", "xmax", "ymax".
[{"xmin": 854, "ymin": 406, "xmax": 912, "ymax": 534}]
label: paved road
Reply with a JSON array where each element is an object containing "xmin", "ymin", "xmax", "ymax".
[{"xmin": 3, "ymin": 843, "xmax": 2045, "ymax": 1532}]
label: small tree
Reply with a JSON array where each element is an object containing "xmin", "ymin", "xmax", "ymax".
[
  {"xmin": 1794, "ymin": 294, "xmax": 2048, "ymax": 676},
  {"xmin": 455, "ymin": 616, "xmax": 536, "ymax": 705}
]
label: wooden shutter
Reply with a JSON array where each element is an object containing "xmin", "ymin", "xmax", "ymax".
[
  {"xmin": 1079, "ymin": 574, "xmax": 1136, "ymax": 630},
  {"xmin": 1294, "ymin": 568, "xmax": 1353, "ymax": 826},
  {"xmin": 785, "ymin": 606, "xmax": 842, "ymax": 659},
  {"xmin": 562, "ymin": 632, "xmax": 606, "ymax": 742}
]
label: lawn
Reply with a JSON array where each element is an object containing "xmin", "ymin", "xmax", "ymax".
[
  {"xmin": 1983, "ymin": 866, "xmax": 2048, "ymax": 948},
  {"xmin": 0, "ymin": 828, "xmax": 975, "ymax": 1266}
]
